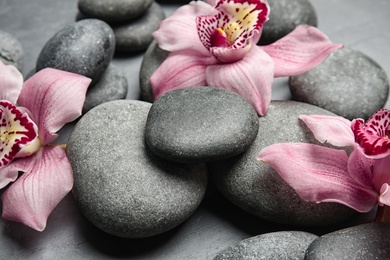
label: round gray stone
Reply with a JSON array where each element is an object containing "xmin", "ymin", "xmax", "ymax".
[
  {"xmin": 214, "ymin": 231, "xmax": 318, "ymax": 260},
  {"xmin": 0, "ymin": 30, "xmax": 23, "ymax": 71},
  {"xmin": 289, "ymin": 47, "xmax": 390, "ymax": 120},
  {"xmin": 305, "ymin": 222, "xmax": 390, "ymax": 259},
  {"xmin": 36, "ymin": 19, "xmax": 115, "ymax": 84},
  {"xmin": 145, "ymin": 87, "xmax": 259, "ymax": 163},
  {"xmin": 78, "ymin": 0, "xmax": 153, "ymax": 23},
  {"xmin": 209, "ymin": 100, "xmax": 357, "ymax": 227},
  {"xmin": 82, "ymin": 64, "xmax": 128, "ymax": 113},
  {"xmin": 67, "ymin": 100, "xmax": 208, "ymax": 238},
  {"xmin": 259, "ymin": 0, "xmax": 317, "ymax": 45},
  {"xmin": 139, "ymin": 40, "xmax": 169, "ymax": 102},
  {"xmin": 113, "ymin": 2, "xmax": 165, "ymax": 52}
]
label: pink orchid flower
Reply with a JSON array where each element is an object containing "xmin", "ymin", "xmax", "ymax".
[
  {"xmin": 0, "ymin": 61, "xmax": 91, "ymax": 231},
  {"xmin": 258, "ymin": 109, "xmax": 390, "ymax": 213},
  {"xmin": 151, "ymin": 0, "xmax": 342, "ymax": 116}
]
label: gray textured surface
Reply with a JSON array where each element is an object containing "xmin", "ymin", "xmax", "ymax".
[
  {"xmin": 145, "ymin": 87, "xmax": 259, "ymax": 163},
  {"xmin": 289, "ymin": 47, "xmax": 389, "ymax": 120},
  {"xmin": 82, "ymin": 64, "xmax": 128, "ymax": 113},
  {"xmin": 67, "ymin": 100, "xmax": 208, "ymax": 238},
  {"xmin": 209, "ymin": 101, "xmax": 357, "ymax": 227},
  {"xmin": 36, "ymin": 19, "xmax": 115, "ymax": 84},
  {"xmin": 0, "ymin": 30, "xmax": 23, "ymax": 71},
  {"xmin": 305, "ymin": 222, "xmax": 390, "ymax": 260},
  {"xmin": 214, "ymin": 231, "xmax": 318, "ymax": 260}
]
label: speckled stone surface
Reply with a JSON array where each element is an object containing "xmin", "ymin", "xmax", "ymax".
[
  {"xmin": 289, "ymin": 47, "xmax": 389, "ymax": 120},
  {"xmin": 214, "ymin": 231, "xmax": 318, "ymax": 260},
  {"xmin": 0, "ymin": 30, "xmax": 23, "ymax": 71},
  {"xmin": 78, "ymin": 0, "xmax": 153, "ymax": 23},
  {"xmin": 145, "ymin": 87, "xmax": 259, "ymax": 163},
  {"xmin": 82, "ymin": 64, "xmax": 128, "ymax": 113},
  {"xmin": 36, "ymin": 19, "xmax": 115, "ymax": 84},
  {"xmin": 209, "ymin": 100, "xmax": 357, "ymax": 227},
  {"xmin": 67, "ymin": 100, "xmax": 208, "ymax": 238},
  {"xmin": 258, "ymin": 0, "xmax": 317, "ymax": 45},
  {"xmin": 305, "ymin": 222, "xmax": 390, "ymax": 259}
]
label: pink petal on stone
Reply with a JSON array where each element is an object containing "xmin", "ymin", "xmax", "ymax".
[
  {"xmin": 347, "ymin": 148, "xmax": 376, "ymax": 189},
  {"xmin": 1, "ymin": 146, "xmax": 73, "ymax": 231},
  {"xmin": 258, "ymin": 143, "xmax": 378, "ymax": 212},
  {"xmin": 261, "ymin": 25, "xmax": 343, "ymax": 78},
  {"xmin": 378, "ymin": 183, "xmax": 390, "ymax": 207},
  {"xmin": 17, "ymin": 68, "xmax": 91, "ymax": 145},
  {"xmin": 0, "ymin": 61, "xmax": 24, "ymax": 104},
  {"xmin": 205, "ymin": 46, "xmax": 274, "ymax": 116},
  {"xmin": 299, "ymin": 114, "xmax": 355, "ymax": 147}
]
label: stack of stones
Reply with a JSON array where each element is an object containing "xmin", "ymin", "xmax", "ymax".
[{"xmin": 77, "ymin": 0, "xmax": 166, "ymax": 53}]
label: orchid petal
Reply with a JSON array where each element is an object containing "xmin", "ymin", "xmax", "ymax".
[
  {"xmin": 258, "ymin": 143, "xmax": 378, "ymax": 212},
  {"xmin": 0, "ymin": 156, "xmax": 33, "ymax": 189},
  {"xmin": 151, "ymin": 50, "xmax": 217, "ymax": 99},
  {"xmin": 205, "ymin": 0, "xmax": 217, "ymax": 6},
  {"xmin": 261, "ymin": 25, "xmax": 343, "ymax": 77},
  {"xmin": 372, "ymin": 155, "xmax": 390, "ymax": 193},
  {"xmin": 347, "ymin": 148, "xmax": 376, "ymax": 189},
  {"xmin": 1, "ymin": 146, "xmax": 73, "ymax": 231},
  {"xmin": 0, "ymin": 61, "xmax": 23, "ymax": 104},
  {"xmin": 205, "ymin": 46, "xmax": 274, "ymax": 116},
  {"xmin": 17, "ymin": 68, "xmax": 91, "ymax": 145},
  {"xmin": 153, "ymin": 1, "xmax": 216, "ymax": 55},
  {"xmin": 299, "ymin": 114, "xmax": 354, "ymax": 147},
  {"xmin": 378, "ymin": 183, "xmax": 390, "ymax": 207}
]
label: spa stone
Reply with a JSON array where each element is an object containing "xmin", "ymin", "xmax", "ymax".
[
  {"xmin": 209, "ymin": 100, "xmax": 357, "ymax": 227},
  {"xmin": 36, "ymin": 19, "xmax": 115, "ymax": 84},
  {"xmin": 289, "ymin": 47, "xmax": 389, "ymax": 120},
  {"xmin": 214, "ymin": 231, "xmax": 318, "ymax": 260},
  {"xmin": 145, "ymin": 87, "xmax": 259, "ymax": 163},
  {"xmin": 0, "ymin": 30, "xmax": 23, "ymax": 71},
  {"xmin": 67, "ymin": 100, "xmax": 207, "ymax": 238}
]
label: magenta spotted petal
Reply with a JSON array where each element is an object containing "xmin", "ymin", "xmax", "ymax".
[{"xmin": 352, "ymin": 109, "xmax": 390, "ymax": 159}]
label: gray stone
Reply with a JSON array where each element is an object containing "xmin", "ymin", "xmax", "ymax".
[
  {"xmin": 214, "ymin": 231, "xmax": 318, "ymax": 260},
  {"xmin": 82, "ymin": 64, "xmax": 128, "ymax": 113},
  {"xmin": 113, "ymin": 2, "xmax": 165, "ymax": 52},
  {"xmin": 305, "ymin": 222, "xmax": 390, "ymax": 259},
  {"xmin": 209, "ymin": 100, "xmax": 357, "ymax": 227},
  {"xmin": 36, "ymin": 19, "xmax": 115, "ymax": 84},
  {"xmin": 259, "ymin": 0, "xmax": 317, "ymax": 45},
  {"xmin": 289, "ymin": 47, "xmax": 389, "ymax": 120},
  {"xmin": 0, "ymin": 30, "xmax": 23, "ymax": 71},
  {"xmin": 67, "ymin": 100, "xmax": 208, "ymax": 238},
  {"xmin": 139, "ymin": 40, "xmax": 169, "ymax": 102},
  {"xmin": 145, "ymin": 87, "xmax": 259, "ymax": 163},
  {"xmin": 78, "ymin": 0, "xmax": 153, "ymax": 23}
]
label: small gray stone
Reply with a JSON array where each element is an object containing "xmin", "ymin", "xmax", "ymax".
[
  {"xmin": 67, "ymin": 100, "xmax": 207, "ymax": 238},
  {"xmin": 82, "ymin": 64, "xmax": 128, "ymax": 113},
  {"xmin": 78, "ymin": 0, "xmax": 153, "ymax": 23},
  {"xmin": 259, "ymin": 0, "xmax": 317, "ymax": 45},
  {"xmin": 139, "ymin": 40, "xmax": 169, "ymax": 102},
  {"xmin": 305, "ymin": 222, "xmax": 390, "ymax": 259},
  {"xmin": 209, "ymin": 100, "xmax": 357, "ymax": 227},
  {"xmin": 36, "ymin": 19, "xmax": 115, "ymax": 84},
  {"xmin": 214, "ymin": 231, "xmax": 318, "ymax": 260},
  {"xmin": 0, "ymin": 30, "xmax": 23, "ymax": 71},
  {"xmin": 145, "ymin": 87, "xmax": 259, "ymax": 163},
  {"xmin": 113, "ymin": 2, "xmax": 165, "ymax": 52},
  {"xmin": 289, "ymin": 47, "xmax": 390, "ymax": 120}
]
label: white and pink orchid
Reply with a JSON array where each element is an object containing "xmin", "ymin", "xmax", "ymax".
[
  {"xmin": 258, "ymin": 109, "xmax": 390, "ymax": 213},
  {"xmin": 0, "ymin": 61, "xmax": 91, "ymax": 231},
  {"xmin": 151, "ymin": 0, "xmax": 342, "ymax": 115}
]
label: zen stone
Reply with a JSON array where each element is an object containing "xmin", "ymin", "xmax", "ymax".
[
  {"xmin": 113, "ymin": 3, "xmax": 165, "ymax": 52},
  {"xmin": 0, "ymin": 30, "xmax": 23, "ymax": 71},
  {"xmin": 209, "ymin": 100, "xmax": 357, "ymax": 227},
  {"xmin": 214, "ymin": 231, "xmax": 318, "ymax": 260},
  {"xmin": 82, "ymin": 64, "xmax": 128, "ymax": 113},
  {"xmin": 139, "ymin": 40, "xmax": 169, "ymax": 102},
  {"xmin": 36, "ymin": 19, "xmax": 115, "ymax": 84},
  {"xmin": 259, "ymin": 0, "xmax": 317, "ymax": 45},
  {"xmin": 67, "ymin": 100, "xmax": 207, "ymax": 238},
  {"xmin": 289, "ymin": 47, "xmax": 389, "ymax": 120},
  {"xmin": 305, "ymin": 222, "xmax": 390, "ymax": 259},
  {"xmin": 145, "ymin": 87, "xmax": 259, "ymax": 163},
  {"xmin": 78, "ymin": 0, "xmax": 153, "ymax": 23}
]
